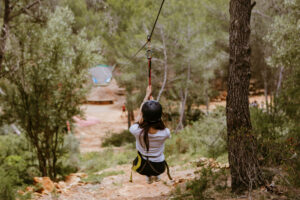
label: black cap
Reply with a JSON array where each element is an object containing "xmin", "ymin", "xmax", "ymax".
[{"xmin": 142, "ymin": 100, "xmax": 162, "ymax": 123}]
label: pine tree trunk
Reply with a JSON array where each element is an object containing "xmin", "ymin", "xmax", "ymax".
[
  {"xmin": 127, "ymin": 109, "xmax": 131, "ymax": 129},
  {"xmin": 0, "ymin": 0, "xmax": 11, "ymax": 77},
  {"xmin": 226, "ymin": 0, "xmax": 264, "ymax": 193}
]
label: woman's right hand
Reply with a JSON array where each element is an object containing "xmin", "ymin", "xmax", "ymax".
[{"xmin": 145, "ymin": 85, "xmax": 152, "ymax": 99}]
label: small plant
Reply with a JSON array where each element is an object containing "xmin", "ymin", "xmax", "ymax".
[
  {"xmin": 171, "ymin": 167, "xmax": 229, "ymax": 200},
  {"xmin": 82, "ymin": 170, "xmax": 124, "ymax": 184},
  {"xmin": 80, "ymin": 148, "xmax": 136, "ymax": 174},
  {"xmin": 102, "ymin": 130, "xmax": 135, "ymax": 147}
]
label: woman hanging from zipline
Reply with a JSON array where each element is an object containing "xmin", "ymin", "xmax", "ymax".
[
  {"xmin": 129, "ymin": 85, "xmax": 172, "ymax": 184},
  {"xmin": 128, "ymin": 0, "xmax": 171, "ymax": 184}
]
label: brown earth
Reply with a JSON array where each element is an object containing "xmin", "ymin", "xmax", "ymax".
[{"xmin": 37, "ymin": 164, "xmax": 197, "ymax": 200}]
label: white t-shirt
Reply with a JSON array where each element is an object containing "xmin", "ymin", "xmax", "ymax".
[{"xmin": 129, "ymin": 123, "xmax": 171, "ymax": 162}]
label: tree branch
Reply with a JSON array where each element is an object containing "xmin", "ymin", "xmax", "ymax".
[
  {"xmin": 251, "ymin": 2, "xmax": 256, "ymax": 10},
  {"xmin": 9, "ymin": 0, "xmax": 42, "ymax": 20},
  {"xmin": 157, "ymin": 26, "xmax": 168, "ymax": 101}
]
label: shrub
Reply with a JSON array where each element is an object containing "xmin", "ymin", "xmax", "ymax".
[
  {"xmin": 171, "ymin": 167, "xmax": 229, "ymax": 200},
  {"xmin": 82, "ymin": 170, "xmax": 124, "ymax": 184},
  {"xmin": 102, "ymin": 130, "xmax": 135, "ymax": 147},
  {"xmin": 0, "ymin": 132, "xmax": 80, "ymax": 198},
  {"xmin": 251, "ymin": 107, "xmax": 300, "ymax": 187},
  {"xmin": 165, "ymin": 106, "xmax": 227, "ymax": 163},
  {"xmin": 80, "ymin": 148, "xmax": 136, "ymax": 174},
  {"xmin": 0, "ymin": 6, "xmax": 101, "ymax": 179}
]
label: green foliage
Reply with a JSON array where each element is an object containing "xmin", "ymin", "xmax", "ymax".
[
  {"xmin": 102, "ymin": 130, "xmax": 135, "ymax": 147},
  {"xmin": 0, "ymin": 134, "xmax": 37, "ymax": 199},
  {"xmin": 82, "ymin": 170, "xmax": 124, "ymax": 184},
  {"xmin": 80, "ymin": 148, "xmax": 136, "ymax": 174},
  {"xmin": 251, "ymin": 107, "xmax": 300, "ymax": 186},
  {"xmin": 0, "ymin": 134, "xmax": 39, "ymax": 185},
  {"xmin": 251, "ymin": 108, "xmax": 290, "ymax": 165},
  {"xmin": 171, "ymin": 167, "xmax": 229, "ymax": 200},
  {"xmin": 0, "ymin": 132, "xmax": 79, "ymax": 199},
  {"xmin": 165, "ymin": 107, "xmax": 227, "ymax": 165},
  {"xmin": 264, "ymin": 0, "xmax": 300, "ymax": 124},
  {"xmin": 0, "ymin": 6, "xmax": 101, "ymax": 179}
]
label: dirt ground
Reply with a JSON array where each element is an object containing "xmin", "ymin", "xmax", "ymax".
[
  {"xmin": 75, "ymin": 103, "xmax": 127, "ymax": 153},
  {"xmin": 39, "ymin": 164, "xmax": 197, "ymax": 200}
]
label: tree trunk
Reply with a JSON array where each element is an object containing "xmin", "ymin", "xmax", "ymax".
[
  {"xmin": 263, "ymin": 76, "xmax": 269, "ymax": 112},
  {"xmin": 157, "ymin": 27, "xmax": 168, "ymax": 101},
  {"xmin": 227, "ymin": 0, "xmax": 264, "ymax": 193},
  {"xmin": 130, "ymin": 109, "xmax": 135, "ymax": 121},
  {"xmin": 0, "ymin": 0, "xmax": 11, "ymax": 77},
  {"xmin": 275, "ymin": 66, "xmax": 284, "ymax": 98},
  {"xmin": 127, "ymin": 109, "xmax": 131, "ymax": 129},
  {"xmin": 205, "ymin": 89, "xmax": 210, "ymax": 114},
  {"xmin": 176, "ymin": 63, "xmax": 191, "ymax": 131}
]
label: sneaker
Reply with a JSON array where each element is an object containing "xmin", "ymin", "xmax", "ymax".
[
  {"xmin": 153, "ymin": 175, "xmax": 161, "ymax": 182},
  {"xmin": 146, "ymin": 176, "xmax": 153, "ymax": 184}
]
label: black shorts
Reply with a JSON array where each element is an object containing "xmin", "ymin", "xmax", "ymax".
[{"xmin": 132, "ymin": 152, "xmax": 166, "ymax": 177}]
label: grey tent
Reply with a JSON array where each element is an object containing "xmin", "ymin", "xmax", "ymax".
[{"xmin": 89, "ymin": 64, "xmax": 114, "ymax": 86}]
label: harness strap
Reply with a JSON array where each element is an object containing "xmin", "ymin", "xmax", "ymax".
[
  {"xmin": 130, "ymin": 151, "xmax": 172, "ymax": 182},
  {"xmin": 164, "ymin": 160, "xmax": 173, "ymax": 180}
]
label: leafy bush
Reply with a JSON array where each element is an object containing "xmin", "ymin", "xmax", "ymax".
[
  {"xmin": 0, "ymin": 134, "xmax": 38, "ymax": 199},
  {"xmin": 171, "ymin": 167, "xmax": 229, "ymax": 200},
  {"xmin": 0, "ymin": 132, "xmax": 80, "ymax": 198},
  {"xmin": 251, "ymin": 107, "xmax": 300, "ymax": 187},
  {"xmin": 80, "ymin": 148, "xmax": 136, "ymax": 174},
  {"xmin": 251, "ymin": 108, "xmax": 291, "ymax": 165},
  {"xmin": 165, "ymin": 106, "xmax": 227, "ymax": 164},
  {"xmin": 82, "ymin": 170, "xmax": 124, "ymax": 184},
  {"xmin": 102, "ymin": 130, "xmax": 135, "ymax": 147}
]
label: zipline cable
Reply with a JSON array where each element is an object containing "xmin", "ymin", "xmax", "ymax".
[
  {"xmin": 132, "ymin": 0, "xmax": 166, "ymax": 58},
  {"xmin": 149, "ymin": 0, "xmax": 165, "ymax": 42}
]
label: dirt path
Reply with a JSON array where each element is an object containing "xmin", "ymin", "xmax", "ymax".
[
  {"xmin": 75, "ymin": 103, "xmax": 127, "ymax": 153},
  {"xmin": 38, "ymin": 164, "xmax": 197, "ymax": 200}
]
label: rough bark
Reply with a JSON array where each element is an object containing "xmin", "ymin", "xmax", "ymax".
[
  {"xmin": 0, "ymin": 0, "xmax": 11, "ymax": 77},
  {"xmin": 127, "ymin": 109, "xmax": 131, "ymax": 129},
  {"xmin": 0, "ymin": 0, "xmax": 42, "ymax": 78},
  {"xmin": 226, "ymin": 0, "xmax": 264, "ymax": 193}
]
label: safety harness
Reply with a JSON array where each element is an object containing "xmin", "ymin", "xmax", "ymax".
[{"xmin": 129, "ymin": 151, "xmax": 172, "ymax": 182}]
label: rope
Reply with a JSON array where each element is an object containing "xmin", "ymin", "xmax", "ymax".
[{"xmin": 131, "ymin": 0, "xmax": 166, "ymax": 58}]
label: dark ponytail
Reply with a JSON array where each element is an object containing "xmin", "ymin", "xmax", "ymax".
[{"xmin": 139, "ymin": 120, "xmax": 165, "ymax": 152}]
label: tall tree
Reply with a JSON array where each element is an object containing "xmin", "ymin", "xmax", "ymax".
[
  {"xmin": 0, "ymin": 0, "xmax": 43, "ymax": 78},
  {"xmin": 0, "ymin": 7, "xmax": 101, "ymax": 179},
  {"xmin": 226, "ymin": 0, "xmax": 264, "ymax": 192}
]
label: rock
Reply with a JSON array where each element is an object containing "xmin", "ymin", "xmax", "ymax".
[
  {"xmin": 59, "ymin": 181, "xmax": 67, "ymax": 188},
  {"xmin": 17, "ymin": 190, "xmax": 24, "ymax": 195},
  {"xmin": 26, "ymin": 186, "xmax": 34, "ymax": 192},
  {"xmin": 33, "ymin": 192, "xmax": 43, "ymax": 197},
  {"xmin": 33, "ymin": 177, "xmax": 55, "ymax": 193},
  {"xmin": 74, "ymin": 172, "xmax": 88, "ymax": 178},
  {"xmin": 220, "ymin": 163, "xmax": 230, "ymax": 169},
  {"xmin": 178, "ymin": 178, "xmax": 185, "ymax": 183},
  {"xmin": 65, "ymin": 173, "xmax": 82, "ymax": 186}
]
